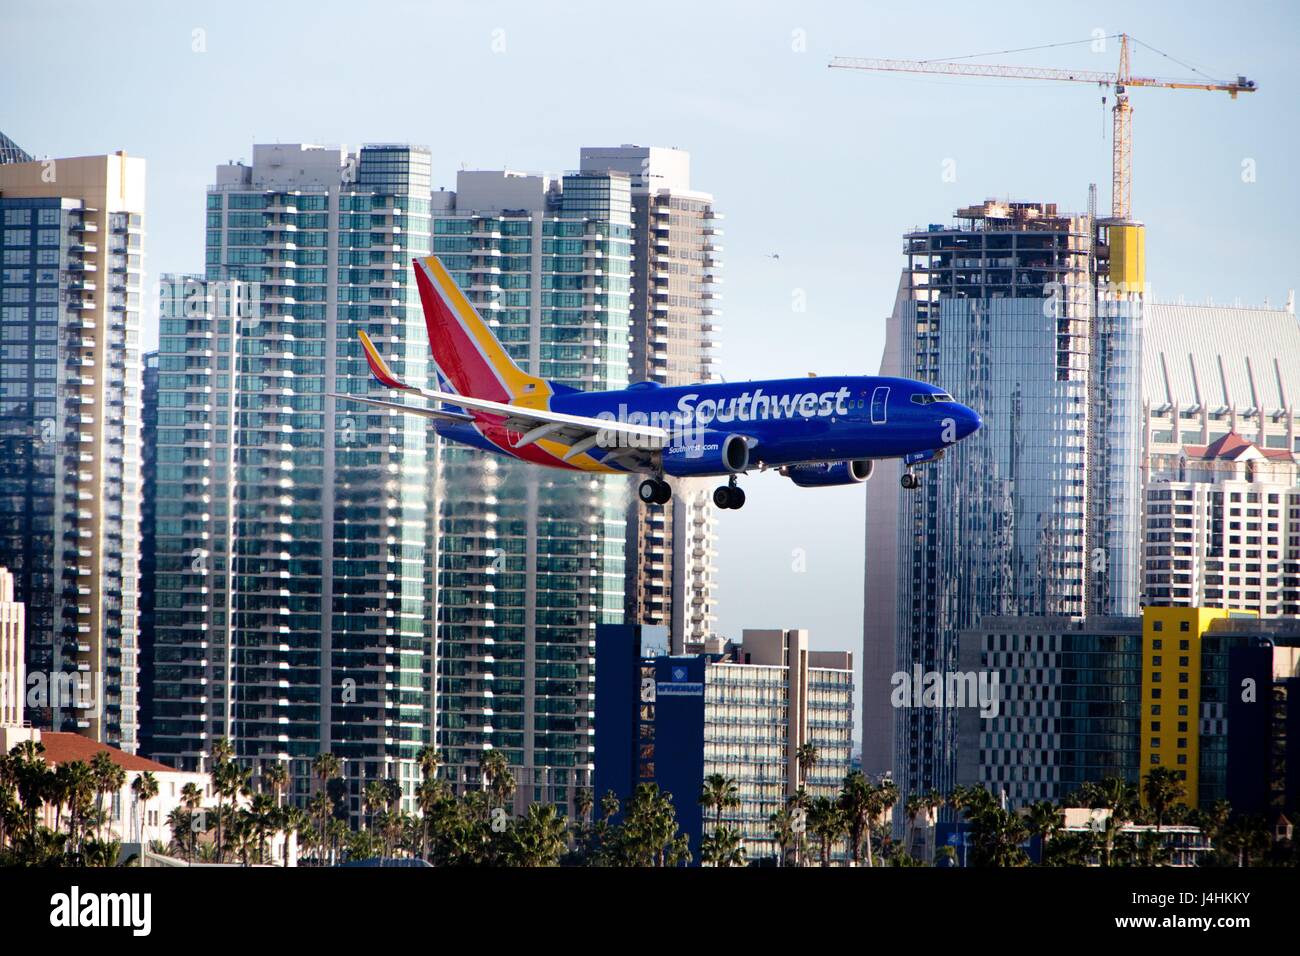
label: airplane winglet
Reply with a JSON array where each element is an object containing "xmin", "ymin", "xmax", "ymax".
[{"xmin": 358, "ymin": 329, "xmax": 410, "ymax": 390}]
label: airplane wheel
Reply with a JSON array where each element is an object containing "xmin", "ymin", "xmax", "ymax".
[
  {"xmin": 652, "ymin": 479, "xmax": 672, "ymax": 505},
  {"xmin": 640, "ymin": 479, "xmax": 672, "ymax": 505},
  {"xmin": 713, "ymin": 486, "xmax": 733, "ymax": 509},
  {"xmin": 900, "ymin": 473, "xmax": 920, "ymax": 489},
  {"xmin": 729, "ymin": 488, "xmax": 746, "ymax": 509}
]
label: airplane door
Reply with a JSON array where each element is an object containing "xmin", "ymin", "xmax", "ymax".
[{"xmin": 870, "ymin": 386, "xmax": 890, "ymax": 424}]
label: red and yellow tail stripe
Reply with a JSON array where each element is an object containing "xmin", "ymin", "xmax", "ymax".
[
  {"xmin": 358, "ymin": 329, "xmax": 410, "ymax": 390},
  {"xmin": 413, "ymin": 255, "xmax": 553, "ymax": 408},
  {"xmin": 396, "ymin": 255, "xmax": 623, "ymax": 474}
]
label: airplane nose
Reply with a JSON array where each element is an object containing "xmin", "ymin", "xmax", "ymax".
[{"xmin": 958, "ymin": 405, "xmax": 982, "ymax": 438}]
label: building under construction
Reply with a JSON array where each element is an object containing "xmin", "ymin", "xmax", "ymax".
[{"xmin": 862, "ymin": 197, "xmax": 1146, "ymax": 805}]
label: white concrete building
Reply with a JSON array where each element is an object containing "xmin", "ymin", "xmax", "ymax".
[
  {"xmin": 0, "ymin": 724, "xmax": 297, "ymax": 863},
  {"xmin": 1141, "ymin": 298, "xmax": 1300, "ymax": 616},
  {"xmin": 0, "ymin": 567, "xmax": 23, "ymax": 726}
]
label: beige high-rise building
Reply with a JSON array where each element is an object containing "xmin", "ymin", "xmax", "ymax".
[
  {"xmin": 579, "ymin": 146, "xmax": 722, "ymax": 650},
  {"xmin": 0, "ymin": 141, "xmax": 146, "ymax": 750},
  {"xmin": 0, "ymin": 567, "xmax": 25, "ymax": 726}
]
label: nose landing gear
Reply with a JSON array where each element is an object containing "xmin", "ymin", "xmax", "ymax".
[
  {"xmin": 638, "ymin": 477, "xmax": 672, "ymax": 505},
  {"xmin": 900, "ymin": 471, "xmax": 921, "ymax": 490},
  {"xmin": 713, "ymin": 475, "xmax": 746, "ymax": 510}
]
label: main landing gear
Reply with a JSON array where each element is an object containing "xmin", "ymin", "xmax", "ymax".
[
  {"xmin": 713, "ymin": 475, "xmax": 746, "ymax": 510},
  {"xmin": 900, "ymin": 471, "xmax": 921, "ymax": 490},
  {"xmin": 638, "ymin": 477, "xmax": 672, "ymax": 505}
]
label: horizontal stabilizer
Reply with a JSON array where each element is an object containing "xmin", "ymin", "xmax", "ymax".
[{"xmin": 330, "ymin": 393, "xmax": 475, "ymax": 423}]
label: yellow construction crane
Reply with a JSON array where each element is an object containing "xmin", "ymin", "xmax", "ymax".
[{"xmin": 829, "ymin": 34, "xmax": 1256, "ymax": 223}]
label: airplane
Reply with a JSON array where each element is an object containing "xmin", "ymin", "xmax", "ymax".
[{"xmin": 332, "ymin": 255, "xmax": 982, "ymax": 510}]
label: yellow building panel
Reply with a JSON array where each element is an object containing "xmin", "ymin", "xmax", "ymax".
[
  {"xmin": 1108, "ymin": 223, "xmax": 1146, "ymax": 292},
  {"xmin": 1139, "ymin": 606, "xmax": 1254, "ymax": 806}
]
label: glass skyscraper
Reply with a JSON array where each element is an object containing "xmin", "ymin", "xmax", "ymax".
[
  {"xmin": 864, "ymin": 200, "xmax": 1143, "ymax": 807},
  {"xmin": 430, "ymin": 169, "xmax": 632, "ymax": 811},
  {"xmin": 148, "ymin": 144, "xmax": 434, "ymax": 818},
  {"xmin": 0, "ymin": 148, "xmax": 146, "ymax": 751}
]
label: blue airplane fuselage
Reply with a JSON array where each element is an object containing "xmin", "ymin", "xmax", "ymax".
[{"xmin": 434, "ymin": 374, "xmax": 981, "ymax": 474}]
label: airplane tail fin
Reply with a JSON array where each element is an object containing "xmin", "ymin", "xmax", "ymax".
[{"xmin": 411, "ymin": 254, "xmax": 552, "ymax": 407}]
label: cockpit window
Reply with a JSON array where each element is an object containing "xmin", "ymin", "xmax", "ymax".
[{"xmin": 912, "ymin": 391, "xmax": 956, "ymax": 405}]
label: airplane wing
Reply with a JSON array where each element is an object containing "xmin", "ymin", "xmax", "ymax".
[{"xmin": 349, "ymin": 330, "xmax": 668, "ymax": 465}]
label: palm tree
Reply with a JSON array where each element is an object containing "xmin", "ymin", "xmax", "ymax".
[
  {"xmin": 280, "ymin": 804, "xmax": 308, "ymax": 867},
  {"xmin": 327, "ymin": 817, "xmax": 349, "ymax": 864},
  {"xmin": 769, "ymin": 805, "xmax": 796, "ymax": 866},
  {"xmin": 1080, "ymin": 777, "xmax": 1138, "ymax": 867},
  {"xmin": 416, "ymin": 745, "xmax": 442, "ymax": 783},
  {"xmin": 786, "ymin": 788, "xmax": 811, "ymax": 866},
  {"xmin": 479, "ymin": 750, "xmax": 515, "ymax": 815},
  {"xmin": 871, "ymin": 779, "xmax": 898, "ymax": 866},
  {"xmin": 599, "ymin": 790, "xmax": 620, "ymax": 823},
  {"xmin": 364, "ymin": 780, "xmax": 390, "ymax": 836},
  {"xmin": 807, "ymin": 796, "xmax": 844, "ymax": 866},
  {"xmin": 49, "ymin": 761, "xmax": 74, "ymax": 835},
  {"xmin": 83, "ymin": 836, "xmax": 121, "ymax": 868},
  {"xmin": 1226, "ymin": 817, "xmax": 1271, "ymax": 867},
  {"xmin": 214, "ymin": 761, "xmax": 251, "ymax": 862},
  {"xmin": 260, "ymin": 761, "xmax": 289, "ymax": 809},
  {"xmin": 1191, "ymin": 799, "xmax": 1232, "ymax": 853},
  {"xmin": 62, "ymin": 760, "xmax": 96, "ymax": 856},
  {"xmin": 1023, "ymin": 800, "xmax": 1063, "ymax": 855},
  {"xmin": 612, "ymin": 783, "xmax": 685, "ymax": 867},
  {"xmin": 0, "ymin": 756, "xmax": 19, "ymax": 852},
  {"xmin": 228, "ymin": 808, "xmax": 254, "ymax": 866},
  {"xmin": 698, "ymin": 773, "xmax": 740, "ymax": 835},
  {"xmin": 11, "ymin": 739, "xmax": 48, "ymax": 836},
  {"xmin": 209, "ymin": 741, "xmax": 232, "ymax": 861},
  {"xmin": 953, "ymin": 786, "xmax": 1031, "ymax": 867},
  {"xmin": 1142, "ymin": 766, "xmax": 1185, "ymax": 836},
  {"xmin": 165, "ymin": 806, "xmax": 191, "ymax": 859},
  {"xmin": 249, "ymin": 792, "xmax": 278, "ymax": 864},
  {"xmin": 307, "ymin": 792, "xmax": 334, "ymax": 864},
  {"xmin": 574, "ymin": 788, "xmax": 594, "ymax": 826},
  {"xmin": 917, "ymin": 789, "xmax": 945, "ymax": 861},
  {"xmin": 838, "ymin": 771, "xmax": 878, "ymax": 866},
  {"xmin": 89, "ymin": 751, "xmax": 125, "ymax": 841},
  {"xmin": 311, "ymin": 753, "xmax": 342, "ymax": 854},
  {"xmin": 1042, "ymin": 829, "xmax": 1097, "ymax": 866},
  {"xmin": 367, "ymin": 780, "xmax": 398, "ymax": 853},
  {"xmin": 312, "ymin": 752, "xmax": 342, "ymax": 796},
  {"xmin": 837, "ymin": 776, "xmax": 898, "ymax": 868},
  {"xmin": 904, "ymin": 794, "xmax": 924, "ymax": 860},
  {"xmin": 178, "ymin": 781, "xmax": 203, "ymax": 860},
  {"xmin": 415, "ymin": 776, "xmax": 446, "ymax": 861},
  {"xmin": 701, "ymin": 824, "xmax": 747, "ymax": 867},
  {"xmin": 131, "ymin": 771, "xmax": 159, "ymax": 845},
  {"xmin": 510, "ymin": 803, "xmax": 569, "ymax": 866},
  {"xmin": 12, "ymin": 823, "xmax": 66, "ymax": 866},
  {"xmin": 795, "ymin": 743, "xmax": 819, "ymax": 790}
]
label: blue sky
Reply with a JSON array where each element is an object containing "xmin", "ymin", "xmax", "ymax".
[{"xmin": 5, "ymin": 1, "xmax": 1297, "ymax": 733}]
